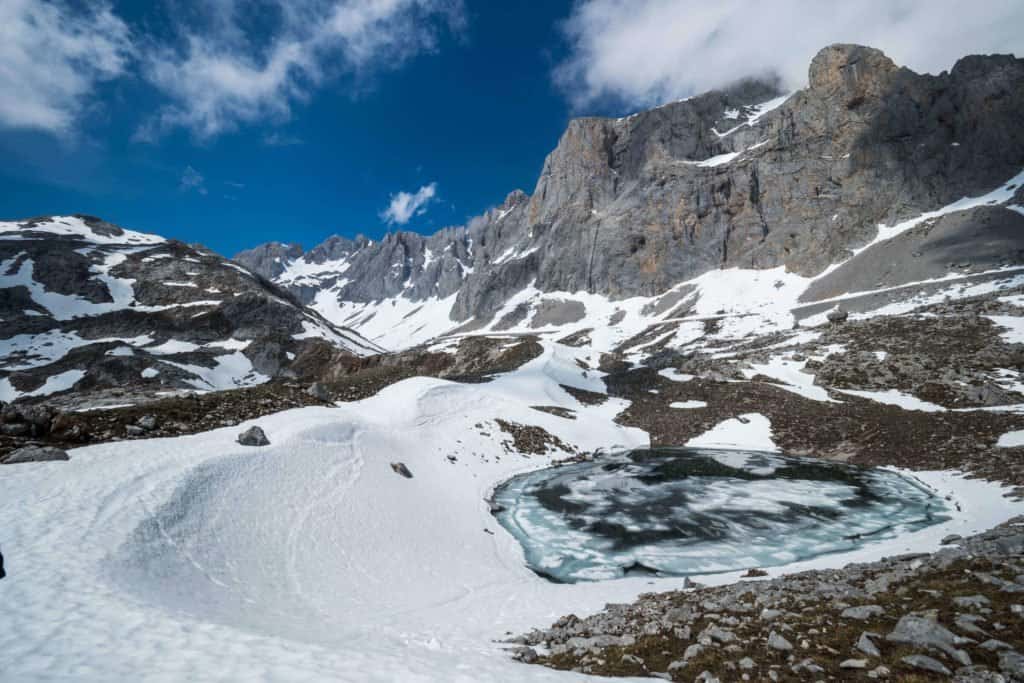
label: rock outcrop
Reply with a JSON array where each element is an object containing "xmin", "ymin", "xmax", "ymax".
[{"xmin": 236, "ymin": 44, "xmax": 1024, "ymax": 331}]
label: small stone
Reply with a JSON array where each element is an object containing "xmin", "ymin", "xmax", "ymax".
[
  {"xmin": 760, "ymin": 608, "xmax": 782, "ymax": 621},
  {"xmin": 827, "ymin": 307, "xmax": 849, "ymax": 324},
  {"xmin": 390, "ymin": 462, "xmax": 413, "ymax": 478},
  {"xmin": 137, "ymin": 414, "xmax": 158, "ymax": 431},
  {"xmin": 706, "ymin": 626, "xmax": 735, "ymax": 644},
  {"xmin": 867, "ymin": 665, "xmax": 890, "ymax": 679},
  {"xmin": 980, "ymin": 639, "xmax": 1011, "ymax": 651},
  {"xmin": 742, "ymin": 568, "xmax": 768, "ymax": 578},
  {"xmin": 621, "ymin": 653, "xmax": 644, "ymax": 666},
  {"xmin": 683, "ymin": 644, "xmax": 704, "ymax": 661},
  {"xmin": 953, "ymin": 595, "xmax": 991, "ymax": 609},
  {"xmin": 125, "ymin": 424, "xmax": 145, "ymax": 436},
  {"xmin": 767, "ymin": 631, "xmax": 793, "ymax": 651},
  {"xmin": 306, "ymin": 382, "xmax": 330, "ymax": 401},
  {"xmin": 941, "ymin": 534, "xmax": 963, "ymax": 545},
  {"xmin": 1000, "ymin": 651, "xmax": 1024, "ymax": 678},
  {"xmin": 901, "ymin": 654, "xmax": 951, "ymax": 676},
  {"xmin": 857, "ymin": 632, "xmax": 881, "ymax": 658},
  {"xmin": 695, "ymin": 672, "xmax": 720, "ymax": 683},
  {"xmin": 2, "ymin": 445, "xmax": 70, "ymax": 464},
  {"xmin": 792, "ymin": 658, "xmax": 824, "ymax": 674},
  {"xmin": 738, "ymin": 657, "xmax": 755, "ymax": 670},
  {"xmin": 237, "ymin": 425, "xmax": 270, "ymax": 446},
  {"xmin": 842, "ymin": 604, "xmax": 885, "ymax": 620},
  {"xmin": 840, "ymin": 658, "xmax": 869, "ymax": 669}
]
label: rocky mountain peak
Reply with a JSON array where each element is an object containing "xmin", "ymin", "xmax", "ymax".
[
  {"xmin": 232, "ymin": 44, "xmax": 1024, "ymax": 349},
  {"xmin": 808, "ymin": 43, "xmax": 899, "ymax": 104}
]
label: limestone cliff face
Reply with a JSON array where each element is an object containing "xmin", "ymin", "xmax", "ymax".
[{"xmin": 237, "ymin": 44, "xmax": 1024, "ymax": 324}]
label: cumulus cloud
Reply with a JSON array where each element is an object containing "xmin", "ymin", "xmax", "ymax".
[
  {"xmin": 381, "ymin": 182, "xmax": 437, "ymax": 225},
  {"xmin": 180, "ymin": 165, "xmax": 207, "ymax": 195},
  {"xmin": 138, "ymin": 0, "xmax": 465, "ymax": 140},
  {"xmin": 555, "ymin": 0, "xmax": 1024, "ymax": 110},
  {"xmin": 0, "ymin": 0, "xmax": 133, "ymax": 133}
]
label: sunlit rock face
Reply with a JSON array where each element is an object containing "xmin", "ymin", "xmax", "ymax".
[{"xmin": 494, "ymin": 448, "xmax": 950, "ymax": 583}]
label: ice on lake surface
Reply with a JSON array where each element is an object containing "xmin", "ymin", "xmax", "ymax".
[{"xmin": 493, "ymin": 448, "xmax": 950, "ymax": 583}]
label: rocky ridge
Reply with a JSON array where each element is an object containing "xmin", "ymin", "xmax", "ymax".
[
  {"xmin": 0, "ymin": 215, "xmax": 379, "ymax": 409},
  {"xmin": 236, "ymin": 44, "xmax": 1024, "ymax": 346}
]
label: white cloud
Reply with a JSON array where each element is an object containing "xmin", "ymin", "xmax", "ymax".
[
  {"xmin": 139, "ymin": 0, "xmax": 464, "ymax": 140},
  {"xmin": 180, "ymin": 165, "xmax": 207, "ymax": 195},
  {"xmin": 555, "ymin": 0, "xmax": 1024, "ymax": 109},
  {"xmin": 381, "ymin": 182, "xmax": 437, "ymax": 225},
  {"xmin": 0, "ymin": 0, "xmax": 133, "ymax": 133},
  {"xmin": 263, "ymin": 132, "xmax": 304, "ymax": 147}
]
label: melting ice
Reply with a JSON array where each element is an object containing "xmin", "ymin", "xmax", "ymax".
[{"xmin": 493, "ymin": 448, "xmax": 949, "ymax": 583}]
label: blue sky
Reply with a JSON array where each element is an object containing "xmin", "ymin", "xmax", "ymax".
[
  {"xmin": 0, "ymin": 2, "xmax": 581, "ymax": 256},
  {"xmin": 2, "ymin": 1, "xmax": 1021, "ymax": 256}
]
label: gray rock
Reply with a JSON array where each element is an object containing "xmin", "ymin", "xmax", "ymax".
[
  {"xmin": 125, "ymin": 424, "xmax": 145, "ymax": 436},
  {"xmin": 306, "ymin": 382, "xmax": 331, "ymax": 401},
  {"xmin": 683, "ymin": 643, "xmax": 704, "ymax": 661},
  {"xmin": 1000, "ymin": 651, "xmax": 1024, "ymax": 678},
  {"xmin": 390, "ymin": 462, "xmax": 413, "ymax": 479},
  {"xmin": 738, "ymin": 657, "xmax": 755, "ymax": 670},
  {"xmin": 953, "ymin": 595, "xmax": 991, "ymax": 609},
  {"xmin": 841, "ymin": 604, "xmax": 884, "ymax": 620},
  {"xmin": 840, "ymin": 658, "xmax": 869, "ymax": 669},
  {"xmin": 901, "ymin": 654, "xmax": 951, "ymax": 676},
  {"xmin": 137, "ymin": 415, "xmax": 158, "ymax": 431},
  {"xmin": 237, "ymin": 426, "xmax": 270, "ymax": 446},
  {"xmin": 886, "ymin": 615, "xmax": 972, "ymax": 666},
  {"xmin": 942, "ymin": 534, "xmax": 963, "ymax": 545},
  {"xmin": 857, "ymin": 632, "xmax": 881, "ymax": 658},
  {"xmin": 2, "ymin": 445, "xmax": 70, "ymax": 464},
  {"xmin": 767, "ymin": 631, "xmax": 793, "ymax": 651},
  {"xmin": 953, "ymin": 666, "xmax": 1007, "ymax": 682},
  {"xmin": 792, "ymin": 658, "xmax": 824, "ymax": 674},
  {"xmin": 826, "ymin": 307, "xmax": 850, "ymax": 324}
]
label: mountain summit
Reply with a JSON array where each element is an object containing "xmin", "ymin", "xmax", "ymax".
[{"xmin": 236, "ymin": 44, "xmax": 1024, "ymax": 349}]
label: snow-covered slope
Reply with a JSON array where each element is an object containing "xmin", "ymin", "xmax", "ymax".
[{"xmin": 2, "ymin": 342, "xmax": 1020, "ymax": 681}]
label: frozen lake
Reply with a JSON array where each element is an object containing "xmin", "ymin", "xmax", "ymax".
[{"xmin": 493, "ymin": 448, "xmax": 951, "ymax": 583}]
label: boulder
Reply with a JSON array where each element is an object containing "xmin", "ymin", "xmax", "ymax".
[
  {"xmin": 306, "ymin": 382, "xmax": 331, "ymax": 401},
  {"xmin": 841, "ymin": 604, "xmax": 884, "ymax": 620},
  {"xmin": 827, "ymin": 307, "xmax": 849, "ymax": 324},
  {"xmin": 237, "ymin": 426, "xmax": 270, "ymax": 447},
  {"xmin": 886, "ymin": 615, "xmax": 972, "ymax": 666},
  {"xmin": 390, "ymin": 462, "xmax": 413, "ymax": 479},
  {"xmin": 900, "ymin": 654, "xmax": 950, "ymax": 676},
  {"xmin": 2, "ymin": 445, "xmax": 70, "ymax": 464},
  {"xmin": 767, "ymin": 631, "xmax": 793, "ymax": 651}
]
